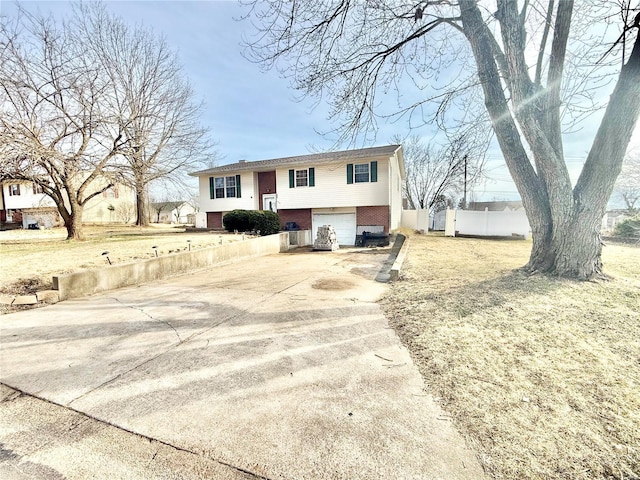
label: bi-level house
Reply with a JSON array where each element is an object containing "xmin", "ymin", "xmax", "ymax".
[
  {"xmin": 0, "ymin": 179, "xmax": 135, "ymax": 228},
  {"xmin": 190, "ymin": 145, "xmax": 405, "ymax": 245}
]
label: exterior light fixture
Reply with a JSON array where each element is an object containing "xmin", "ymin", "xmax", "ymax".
[
  {"xmin": 152, "ymin": 246, "xmax": 158, "ymax": 257},
  {"xmin": 102, "ymin": 251, "xmax": 111, "ymax": 265}
]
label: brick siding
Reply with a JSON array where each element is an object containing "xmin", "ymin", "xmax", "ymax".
[
  {"xmin": 278, "ymin": 208, "xmax": 312, "ymax": 230},
  {"xmin": 258, "ymin": 171, "xmax": 277, "ymax": 210},
  {"xmin": 356, "ymin": 206, "xmax": 390, "ymax": 233},
  {"xmin": 206, "ymin": 211, "xmax": 223, "ymax": 229}
]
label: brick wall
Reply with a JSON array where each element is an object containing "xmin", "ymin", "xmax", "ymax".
[
  {"xmin": 258, "ymin": 171, "xmax": 277, "ymax": 209},
  {"xmin": 357, "ymin": 206, "xmax": 390, "ymax": 233},
  {"xmin": 206, "ymin": 211, "xmax": 223, "ymax": 229},
  {"xmin": 279, "ymin": 208, "xmax": 312, "ymax": 230}
]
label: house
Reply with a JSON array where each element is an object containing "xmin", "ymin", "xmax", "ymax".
[
  {"xmin": 149, "ymin": 201, "xmax": 197, "ymax": 224},
  {"xmin": 0, "ymin": 180, "xmax": 136, "ymax": 227},
  {"xmin": 602, "ymin": 210, "xmax": 628, "ymax": 233},
  {"xmin": 0, "ymin": 180, "xmax": 57, "ymax": 227},
  {"xmin": 190, "ymin": 145, "xmax": 405, "ymax": 245},
  {"xmin": 467, "ymin": 201, "xmax": 524, "ymax": 212}
]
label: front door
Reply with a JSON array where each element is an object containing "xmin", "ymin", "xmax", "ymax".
[{"xmin": 262, "ymin": 194, "xmax": 277, "ymax": 212}]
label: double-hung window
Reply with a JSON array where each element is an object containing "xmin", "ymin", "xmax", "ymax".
[
  {"xmin": 354, "ymin": 164, "xmax": 369, "ymax": 183},
  {"xmin": 346, "ymin": 161, "xmax": 378, "ymax": 184},
  {"xmin": 210, "ymin": 175, "xmax": 242, "ymax": 199},
  {"xmin": 32, "ymin": 183, "xmax": 44, "ymax": 194},
  {"xmin": 214, "ymin": 178, "xmax": 225, "ymax": 198},
  {"xmin": 9, "ymin": 184, "xmax": 20, "ymax": 196},
  {"xmin": 288, "ymin": 168, "xmax": 315, "ymax": 188},
  {"xmin": 296, "ymin": 169, "xmax": 308, "ymax": 187},
  {"xmin": 225, "ymin": 176, "xmax": 236, "ymax": 198}
]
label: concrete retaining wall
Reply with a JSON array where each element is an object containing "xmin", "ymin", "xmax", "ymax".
[
  {"xmin": 288, "ymin": 230, "xmax": 312, "ymax": 246},
  {"xmin": 390, "ymin": 235, "xmax": 410, "ymax": 281},
  {"xmin": 53, "ymin": 232, "xmax": 290, "ymax": 301}
]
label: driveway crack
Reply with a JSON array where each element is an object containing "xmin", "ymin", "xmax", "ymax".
[{"xmin": 108, "ymin": 296, "xmax": 183, "ymax": 344}]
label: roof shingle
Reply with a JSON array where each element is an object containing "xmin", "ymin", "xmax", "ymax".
[{"xmin": 190, "ymin": 145, "xmax": 401, "ymax": 176}]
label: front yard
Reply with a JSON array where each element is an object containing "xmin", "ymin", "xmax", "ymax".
[
  {"xmin": 0, "ymin": 225, "xmax": 244, "ymax": 298},
  {"xmin": 381, "ymin": 234, "xmax": 639, "ymax": 479}
]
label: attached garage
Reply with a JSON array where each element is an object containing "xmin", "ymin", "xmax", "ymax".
[{"xmin": 312, "ymin": 211, "xmax": 357, "ymax": 246}]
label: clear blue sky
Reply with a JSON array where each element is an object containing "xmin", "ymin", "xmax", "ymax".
[{"xmin": 1, "ymin": 0, "xmax": 637, "ymax": 203}]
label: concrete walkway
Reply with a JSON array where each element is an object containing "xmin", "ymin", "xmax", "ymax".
[{"xmin": 0, "ymin": 248, "xmax": 485, "ymax": 479}]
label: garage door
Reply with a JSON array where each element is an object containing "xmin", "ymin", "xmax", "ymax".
[{"xmin": 312, "ymin": 213, "xmax": 357, "ymax": 246}]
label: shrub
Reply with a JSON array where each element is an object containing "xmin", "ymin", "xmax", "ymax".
[
  {"xmin": 222, "ymin": 209, "xmax": 281, "ymax": 236},
  {"xmin": 251, "ymin": 210, "xmax": 281, "ymax": 236},
  {"xmin": 222, "ymin": 210, "xmax": 252, "ymax": 232},
  {"xmin": 614, "ymin": 217, "xmax": 640, "ymax": 238}
]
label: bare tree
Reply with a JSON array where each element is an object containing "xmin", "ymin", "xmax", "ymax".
[
  {"xmin": 614, "ymin": 150, "xmax": 640, "ymax": 215},
  {"xmin": 397, "ymin": 131, "xmax": 487, "ymax": 211},
  {"xmin": 243, "ymin": 0, "xmax": 640, "ymax": 279},
  {"xmin": 116, "ymin": 201, "xmax": 136, "ymax": 224},
  {"xmin": 0, "ymin": 8, "xmax": 125, "ymax": 240},
  {"xmin": 75, "ymin": 3, "xmax": 215, "ymax": 227},
  {"xmin": 149, "ymin": 197, "xmax": 172, "ymax": 223}
]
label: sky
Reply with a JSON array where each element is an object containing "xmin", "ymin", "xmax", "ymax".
[{"xmin": 1, "ymin": 0, "xmax": 638, "ymax": 203}]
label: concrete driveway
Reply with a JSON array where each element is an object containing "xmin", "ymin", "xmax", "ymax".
[{"xmin": 0, "ymin": 247, "xmax": 485, "ymax": 479}]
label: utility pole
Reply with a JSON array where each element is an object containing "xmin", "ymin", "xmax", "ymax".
[{"xmin": 462, "ymin": 154, "xmax": 468, "ymax": 209}]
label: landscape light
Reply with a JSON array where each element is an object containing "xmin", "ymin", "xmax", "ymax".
[
  {"xmin": 187, "ymin": 239, "xmax": 191, "ymax": 251},
  {"xmin": 152, "ymin": 246, "xmax": 158, "ymax": 257},
  {"xmin": 102, "ymin": 251, "xmax": 111, "ymax": 265}
]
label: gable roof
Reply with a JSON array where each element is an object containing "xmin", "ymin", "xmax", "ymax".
[
  {"xmin": 190, "ymin": 145, "xmax": 403, "ymax": 176},
  {"xmin": 149, "ymin": 201, "xmax": 187, "ymax": 211}
]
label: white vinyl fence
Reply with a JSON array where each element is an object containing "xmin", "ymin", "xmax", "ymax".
[
  {"xmin": 445, "ymin": 208, "xmax": 531, "ymax": 238},
  {"xmin": 401, "ymin": 209, "xmax": 430, "ymax": 232}
]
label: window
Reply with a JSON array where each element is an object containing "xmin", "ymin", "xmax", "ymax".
[
  {"xmin": 296, "ymin": 169, "xmax": 308, "ymax": 187},
  {"xmin": 354, "ymin": 163, "xmax": 369, "ymax": 183},
  {"xmin": 288, "ymin": 168, "xmax": 315, "ymax": 188},
  {"xmin": 209, "ymin": 175, "xmax": 241, "ymax": 199},
  {"xmin": 9, "ymin": 184, "xmax": 20, "ymax": 196},
  {"xmin": 103, "ymin": 187, "xmax": 119, "ymax": 199},
  {"xmin": 32, "ymin": 183, "xmax": 44, "ymax": 194},
  {"xmin": 215, "ymin": 177, "xmax": 225, "ymax": 198},
  {"xmin": 346, "ymin": 161, "xmax": 378, "ymax": 184},
  {"xmin": 225, "ymin": 176, "xmax": 236, "ymax": 198}
]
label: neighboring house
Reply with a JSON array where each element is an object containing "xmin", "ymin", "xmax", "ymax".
[
  {"xmin": 150, "ymin": 201, "xmax": 197, "ymax": 224},
  {"xmin": 190, "ymin": 145, "xmax": 405, "ymax": 245},
  {"xmin": 0, "ymin": 180, "xmax": 136, "ymax": 227},
  {"xmin": 0, "ymin": 181, "xmax": 58, "ymax": 227},
  {"xmin": 467, "ymin": 201, "xmax": 524, "ymax": 212},
  {"xmin": 602, "ymin": 210, "xmax": 628, "ymax": 233}
]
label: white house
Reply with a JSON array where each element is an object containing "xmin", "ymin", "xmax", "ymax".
[
  {"xmin": 0, "ymin": 180, "xmax": 136, "ymax": 227},
  {"xmin": 150, "ymin": 201, "xmax": 197, "ymax": 224},
  {"xmin": 190, "ymin": 145, "xmax": 405, "ymax": 245},
  {"xmin": 0, "ymin": 181, "xmax": 56, "ymax": 226}
]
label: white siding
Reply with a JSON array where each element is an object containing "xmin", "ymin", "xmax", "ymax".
[
  {"xmin": 82, "ymin": 184, "xmax": 136, "ymax": 223},
  {"xmin": 275, "ymin": 159, "xmax": 390, "ymax": 210},
  {"xmin": 199, "ymin": 172, "xmax": 257, "ymax": 212},
  {"xmin": 2, "ymin": 180, "xmax": 136, "ymax": 224},
  {"xmin": 388, "ymin": 154, "xmax": 403, "ymax": 230},
  {"xmin": 2, "ymin": 182, "xmax": 54, "ymax": 210}
]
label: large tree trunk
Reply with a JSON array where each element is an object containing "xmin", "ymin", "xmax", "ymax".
[
  {"xmin": 461, "ymin": 0, "xmax": 640, "ymax": 280},
  {"xmin": 134, "ymin": 176, "xmax": 149, "ymax": 227},
  {"xmin": 64, "ymin": 201, "xmax": 85, "ymax": 241}
]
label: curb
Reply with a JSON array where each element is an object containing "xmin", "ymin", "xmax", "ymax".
[
  {"xmin": 375, "ymin": 234, "xmax": 406, "ymax": 283},
  {"xmin": 389, "ymin": 235, "xmax": 411, "ymax": 281}
]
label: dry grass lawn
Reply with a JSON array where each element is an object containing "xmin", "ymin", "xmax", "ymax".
[
  {"xmin": 381, "ymin": 234, "xmax": 639, "ymax": 480},
  {"xmin": 0, "ymin": 225, "xmax": 244, "ymax": 297}
]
